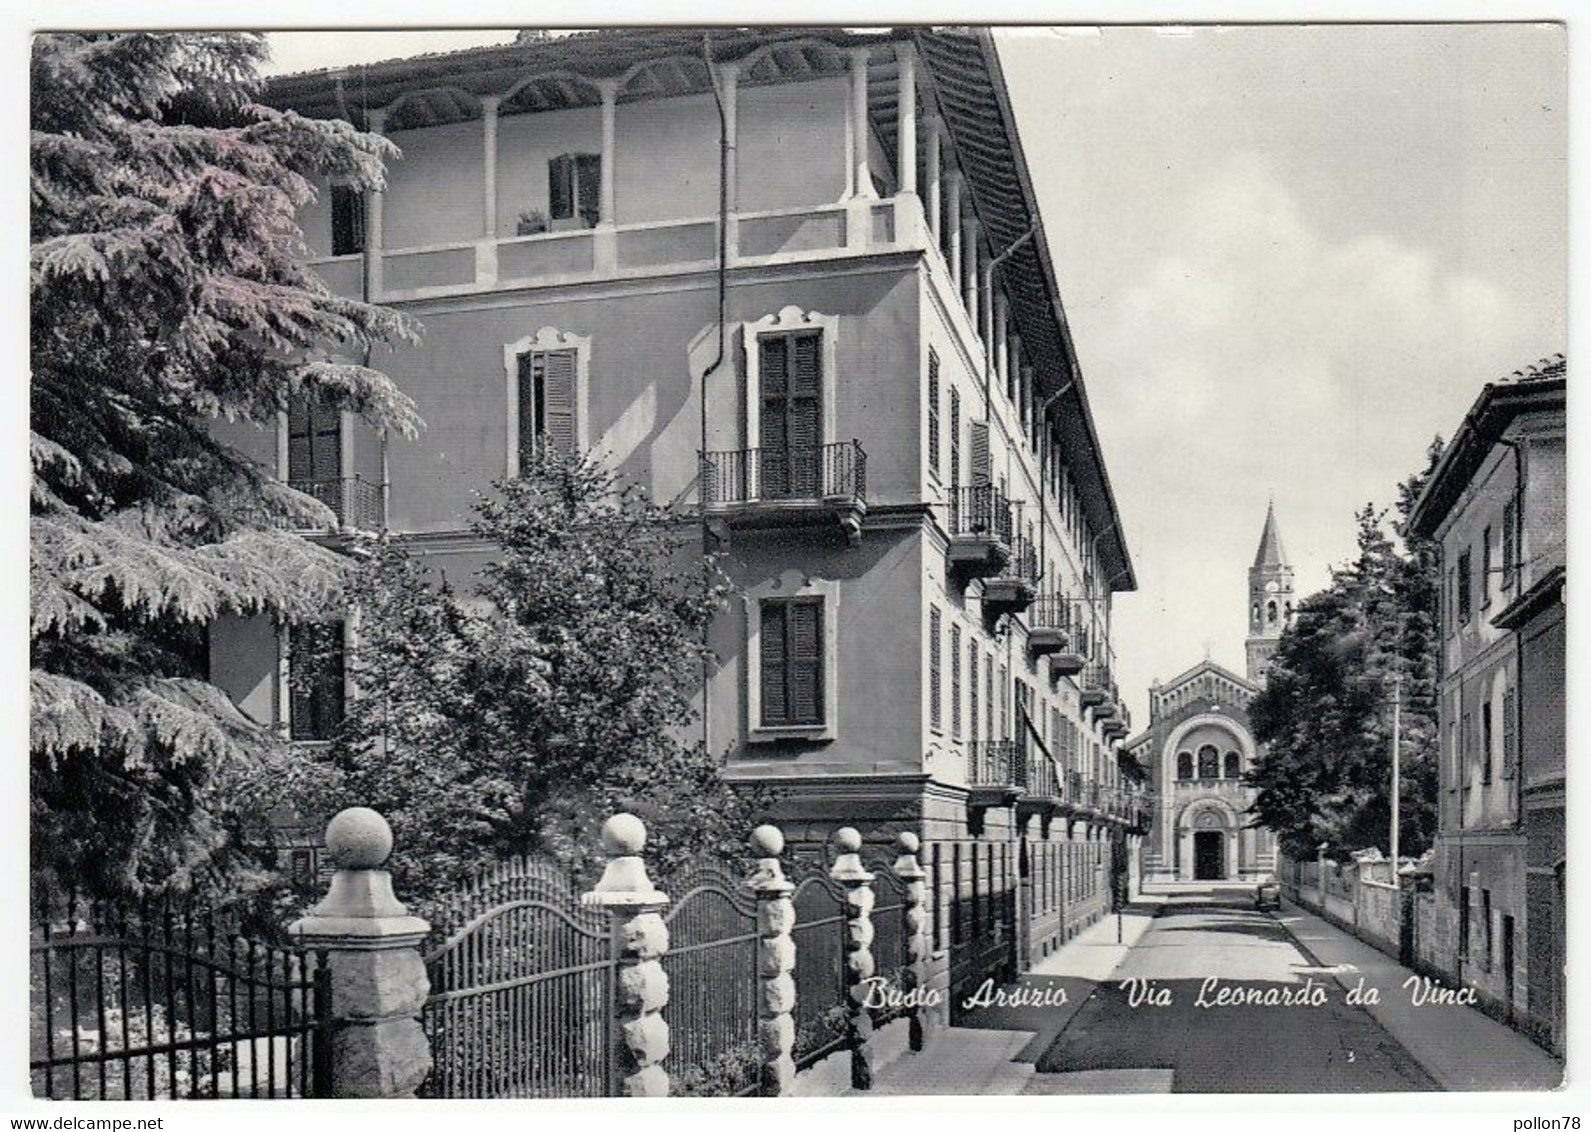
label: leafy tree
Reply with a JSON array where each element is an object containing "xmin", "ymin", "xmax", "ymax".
[
  {"xmin": 1247, "ymin": 437, "xmax": 1444, "ymax": 860},
  {"xmin": 295, "ymin": 454, "xmax": 764, "ymax": 913},
  {"xmin": 30, "ymin": 33, "xmax": 420, "ymax": 900}
]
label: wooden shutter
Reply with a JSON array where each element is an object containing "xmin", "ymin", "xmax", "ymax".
[
  {"xmin": 541, "ymin": 350, "xmax": 577, "ymax": 457},
  {"xmin": 968, "ymin": 646, "xmax": 979, "ymax": 741},
  {"xmin": 787, "ymin": 600, "xmax": 823, "ymax": 725},
  {"xmin": 575, "ymin": 153, "xmax": 602, "ymax": 227},
  {"xmin": 759, "ymin": 603, "xmax": 787, "ymax": 726},
  {"xmin": 759, "ymin": 335, "xmax": 790, "ymax": 497},
  {"xmin": 928, "ymin": 606, "xmax": 942, "ymax": 731},
  {"xmin": 788, "ymin": 332, "xmax": 822, "ymax": 495},
  {"xmin": 288, "ymin": 398, "xmax": 340, "ymax": 485},
  {"xmin": 1502, "ymin": 500, "xmax": 1517, "ymax": 588},
  {"xmin": 517, "ymin": 352, "xmax": 542, "ymax": 470},
  {"xmin": 969, "ymin": 420, "xmax": 991, "ymax": 486},
  {"xmin": 950, "ymin": 623, "xmax": 962, "ymax": 738},
  {"xmin": 1502, "ymin": 687, "xmax": 1517, "ymax": 779},
  {"xmin": 548, "ymin": 154, "xmax": 575, "ymax": 220},
  {"xmin": 291, "ymin": 622, "xmax": 344, "ymax": 742},
  {"xmin": 927, "ymin": 350, "xmax": 940, "ymax": 479},
  {"xmin": 330, "ymin": 185, "xmax": 365, "ymax": 257}
]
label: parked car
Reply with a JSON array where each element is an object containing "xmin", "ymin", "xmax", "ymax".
[{"xmin": 1254, "ymin": 877, "xmax": 1282, "ymax": 910}]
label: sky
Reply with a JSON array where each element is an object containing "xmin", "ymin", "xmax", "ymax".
[{"xmin": 264, "ymin": 27, "xmax": 1568, "ymax": 726}]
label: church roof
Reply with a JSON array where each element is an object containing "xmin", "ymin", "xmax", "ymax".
[
  {"xmin": 1158, "ymin": 657, "xmax": 1259, "ymax": 697},
  {"xmin": 1252, "ymin": 500, "xmax": 1288, "ymax": 569}
]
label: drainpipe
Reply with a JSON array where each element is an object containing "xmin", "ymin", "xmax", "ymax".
[
  {"xmin": 1495, "ymin": 437, "xmax": 1527, "ymax": 831},
  {"xmin": 700, "ymin": 30, "xmax": 731, "ymax": 759}
]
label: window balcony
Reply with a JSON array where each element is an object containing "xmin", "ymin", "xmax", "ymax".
[
  {"xmin": 1025, "ymin": 595, "xmax": 1074, "ymax": 660},
  {"xmin": 1018, "ymin": 752, "xmax": 1068, "ymax": 815},
  {"xmin": 1080, "ymin": 659, "xmax": 1112, "ymax": 708},
  {"xmin": 966, "ymin": 739, "xmax": 1025, "ymax": 806},
  {"xmin": 283, "ymin": 476, "xmax": 386, "ymax": 536},
  {"xmin": 982, "ymin": 534, "xmax": 1039, "ymax": 620},
  {"xmin": 946, "ymin": 484, "xmax": 1014, "ymax": 579},
  {"xmin": 701, "ymin": 441, "xmax": 867, "ymax": 544},
  {"xmin": 1101, "ymin": 716, "xmax": 1128, "ymax": 741}
]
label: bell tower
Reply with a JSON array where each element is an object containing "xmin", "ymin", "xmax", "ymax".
[{"xmin": 1246, "ymin": 500, "xmax": 1294, "ymax": 683}]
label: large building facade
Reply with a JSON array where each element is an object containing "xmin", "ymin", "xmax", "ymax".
[
  {"xmin": 209, "ymin": 28, "xmax": 1148, "ymax": 1005},
  {"xmin": 1126, "ymin": 507, "xmax": 1285, "ymax": 882},
  {"xmin": 1408, "ymin": 355, "xmax": 1565, "ymax": 1054}
]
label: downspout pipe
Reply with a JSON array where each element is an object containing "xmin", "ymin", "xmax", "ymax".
[
  {"xmin": 1495, "ymin": 437, "xmax": 1527, "ymax": 830},
  {"xmin": 700, "ymin": 31, "xmax": 730, "ymax": 759}
]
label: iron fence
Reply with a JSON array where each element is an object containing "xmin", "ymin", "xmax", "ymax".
[
  {"xmin": 29, "ymin": 894, "xmax": 327, "ymax": 1101},
  {"xmin": 700, "ymin": 441, "xmax": 866, "ymax": 506},
  {"xmin": 786, "ymin": 861, "xmax": 849, "ymax": 1070},
  {"xmin": 660, "ymin": 865, "xmax": 760, "ymax": 1097}
]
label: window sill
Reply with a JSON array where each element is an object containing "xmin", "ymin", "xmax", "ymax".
[{"xmin": 748, "ymin": 724, "xmax": 835, "ymax": 744}]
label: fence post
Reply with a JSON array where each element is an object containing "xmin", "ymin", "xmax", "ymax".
[
  {"xmin": 830, "ymin": 827, "xmax": 876, "ymax": 1090},
  {"xmin": 748, "ymin": 824, "xmax": 797, "ymax": 1096},
  {"xmin": 892, "ymin": 831, "xmax": 931, "ymax": 1052},
  {"xmin": 288, "ymin": 807, "xmax": 432, "ymax": 1098},
  {"xmin": 582, "ymin": 813, "xmax": 672, "ymax": 1098}
]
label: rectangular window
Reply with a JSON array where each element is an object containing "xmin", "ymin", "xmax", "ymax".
[
  {"xmin": 1480, "ymin": 526, "xmax": 1493, "ymax": 609},
  {"xmin": 927, "ymin": 349, "xmax": 941, "ymax": 481},
  {"xmin": 517, "ymin": 349, "xmax": 577, "ymax": 466},
  {"xmin": 759, "ymin": 599, "xmax": 824, "ymax": 727},
  {"xmin": 1446, "ymin": 567, "xmax": 1457, "ymax": 635},
  {"xmin": 1502, "ymin": 499, "xmax": 1518, "ymax": 590},
  {"xmin": 329, "ymin": 184, "xmax": 365, "ymax": 257},
  {"xmin": 287, "ymin": 396, "xmax": 342, "ymax": 490},
  {"xmin": 950, "ymin": 623, "xmax": 962, "ymax": 739},
  {"xmin": 289, "ymin": 621, "xmax": 344, "ymax": 742},
  {"xmin": 1502, "ymin": 686, "xmax": 1517, "ymax": 780},
  {"xmin": 928, "ymin": 606, "xmax": 942, "ymax": 732},
  {"xmin": 548, "ymin": 152, "xmax": 601, "ymax": 229},
  {"xmin": 1457, "ymin": 548, "xmax": 1473, "ymax": 624},
  {"xmin": 1481, "ymin": 700, "xmax": 1494, "ymax": 785},
  {"xmin": 760, "ymin": 331, "xmax": 823, "ymax": 498}
]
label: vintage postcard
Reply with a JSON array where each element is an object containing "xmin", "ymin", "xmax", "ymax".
[{"xmin": 24, "ymin": 18, "xmax": 1568, "ymax": 1111}]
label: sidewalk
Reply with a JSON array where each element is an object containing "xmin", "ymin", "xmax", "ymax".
[
  {"xmin": 1273, "ymin": 897, "xmax": 1564, "ymax": 1092},
  {"xmin": 793, "ymin": 895, "xmax": 1163, "ymax": 1096}
]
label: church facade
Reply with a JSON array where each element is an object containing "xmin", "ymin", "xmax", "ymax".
[{"xmin": 1125, "ymin": 505, "xmax": 1290, "ymax": 881}]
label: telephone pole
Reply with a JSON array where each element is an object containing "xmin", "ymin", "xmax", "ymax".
[{"xmin": 1389, "ymin": 671, "xmax": 1402, "ymax": 866}]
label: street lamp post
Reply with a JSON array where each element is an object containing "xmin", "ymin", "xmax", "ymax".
[{"xmin": 1388, "ymin": 671, "xmax": 1402, "ymax": 867}]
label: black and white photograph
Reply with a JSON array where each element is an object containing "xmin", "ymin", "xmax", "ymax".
[{"xmin": 19, "ymin": 8, "xmax": 1577, "ymax": 1118}]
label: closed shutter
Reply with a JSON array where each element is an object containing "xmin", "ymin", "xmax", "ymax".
[
  {"xmin": 950, "ymin": 623, "xmax": 962, "ymax": 738},
  {"xmin": 787, "ymin": 600, "xmax": 823, "ymax": 725},
  {"xmin": 928, "ymin": 606, "xmax": 942, "ymax": 731},
  {"xmin": 548, "ymin": 154, "xmax": 575, "ymax": 220},
  {"xmin": 968, "ymin": 646, "xmax": 979, "ymax": 742},
  {"xmin": 516, "ymin": 352, "xmax": 542, "ymax": 471},
  {"xmin": 330, "ymin": 185, "xmax": 365, "ymax": 257},
  {"xmin": 760, "ymin": 331, "xmax": 823, "ymax": 498},
  {"xmin": 290, "ymin": 622, "xmax": 344, "ymax": 742},
  {"xmin": 575, "ymin": 153, "xmax": 602, "ymax": 226},
  {"xmin": 288, "ymin": 397, "xmax": 341, "ymax": 495},
  {"xmin": 1502, "ymin": 500, "xmax": 1518, "ymax": 589},
  {"xmin": 1502, "ymin": 687, "xmax": 1517, "ymax": 779},
  {"xmin": 759, "ymin": 335, "xmax": 789, "ymax": 497},
  {"xmin": 759, "ymin": 603, "xmax": 787, "ymax": 726},
  {"xmin": 969, "ymin": 420, "xmax": 991, "ymax": 486},
  {"xmin": 541, "ymin": 350, "xmax": 577, "ymax": 457},
  {"xmin": 927, "ymin": 349, "xmax": 941, "ymax": 479}
]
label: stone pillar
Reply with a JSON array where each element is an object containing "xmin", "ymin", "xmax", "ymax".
[
  {"xmin": 583, "ymin": 813, "xmax": 671, "ymax": 1097},
  {"xmin": 363, "ymin": 108, "xmax": 386, "ymax": 300},
  {"xmin": 847, "ymin": 48, "xmax": 875, "ymax": 199},
  {"xmin": 480, "ymin": 96, "xmax": 500, "ymax": 238},
  {"xmin": 896, "ymin": 45, "xmax": 917, "ymax": 197},
  {"xmin": 892, "ymin": 831, "xmax": 932, "ymax": 1052},
  {"xmin": 830, "ymin": 828, "xmax": 876, "ymax": 1090},
  {"xmin": 289, "ymin": 807, "xmax": 431, "ymax": 1099},
  {"xmin": 963, "ymin": 217, "xmax": 981, "ymax": 332},
  {"xmin": 947, "ymin": 173, "xmax": 963, "ymax": 294},
  {"xmin": 748, "ymin": 824, "xmax": 796, "ymax": 1096},
  {"xmin": 598, "ymin": 81, "xmax": 619, "ymax": 227}
]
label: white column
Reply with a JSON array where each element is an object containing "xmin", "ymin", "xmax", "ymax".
[
  {"xmin": 896, "ymin": 45, "xmax": 917, "ymax": 196},
  {"xmin": 924, "ymin": 115, "xmax": 942, "ymax": 244},
  {"xmin": 481, "ymin": 96, "xmax": 500, "ymax": 237},
  {"xmin": 947, "ymin": 173, "xmax": 963, "ymax": 294},
  {"xmin": 599, "ymin": 81, "xmax": 619, "ymax": 226},
  {"xmin": 963, "ymin": 216, "xmax": 980, "ymax": 332},
  {"xmin": 364, "ymin": 108, "xmax": 386, "ymax": 299},
  {"xmin": 848, "ymin": 48, "xmax": 875, "ymax": 199},
  {"xmin": 994, "ymin": 294, "xmax": 1008, "ymax": 396},
  {"xmin": 719, "ymin": 64, "xmax": 739, "ymax": 213}
]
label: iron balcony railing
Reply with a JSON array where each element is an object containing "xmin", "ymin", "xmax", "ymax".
[
  {"xmin": 1001, "ymin": 535, "xmax": 1041, "ymax": 584},
  {"xmin": 948, "ymin": 484, "xmax": 1013, "ymax": 544},
  {"xmin": 700, "ymin": 441, "xmax": 866, "ymax": 506},
  {"xmin": 1028, "ymin": 595, "xmax": 1077, "ymax": 632},
  {"xmin": 968, "ymin": 739, "xmax": 1026, "ymax": 790},
  {"xmin": 287, "ymin": 476, "xmax": 385, "ymax": 532},
  {"xmin": 1025, "ymin": 753, "xmax": 1064, "ymax": 800},
  {"xmin": 1082, "ymin": 651, "xmax": 1116, "ymax": 697}
]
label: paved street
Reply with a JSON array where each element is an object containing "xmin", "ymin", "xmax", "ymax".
[{"xmin": 1035, "ymin": 885, "xmax": 1437, "ymax": 1092}]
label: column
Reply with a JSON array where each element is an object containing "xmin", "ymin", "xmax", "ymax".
[
  {"xmin": 748, "ymin": 825, "xmax": 796, "ymax": 1096},
  {"xmin": 924, "ymin": 114, "xmax": 943, "ymax": 245},
  {"xmin": 994, "ymin": 294, "xmax": 1008, "ymax": 400},
  {"xmin": 847, "ymin": 48, "xmax": 875, "ymax": 199},
  {"xmin": 598, "ymin": 81, "xmax": 619, "ymax": 226},
  {"xmin": 963, "ymin": 217, "xmax": 980, "ymax": 336},
  {"xmin": 480, "ymin": 96, "xmax": 500, "ymax": 237},
  {"xmin": 946, "ymin": 173, "xmax": 963, "ymax": 294},
  {"xmin": 830, "ymin": 828, "xmax": 876, "ymax": 1090},
  {"xmin": 363, "ymin": 108, "xmax": 386, "ymax": 299},
  {"xmin": 583, "ymin": 814, "xmax": 672, "ymax": 1096},
  {"xmin": 896, "ymin": 44, "xmax": 917, "ymax": 196},
  {"xmin": 289, "ymin": 808, "xmax": 432, "ymax": 1098}
]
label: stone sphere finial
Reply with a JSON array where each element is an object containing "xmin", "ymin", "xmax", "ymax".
[
  {"xmin": 751, "ymin": 824, "xmax": 785, "ymax": 856},
  {"xmin": 834, "ymin": 827, "xmax": 862, "ymax": 853},
  {"xmin": 602, "ymin": 812, "xmax": 647, "ymax": 856},
  {"xmin": 896, "ymin": 831, "xmax": 920, "ymax": 854},
  {"xmin": 325, "ymin": 807, "xmax": 393, "ymax": 870}
]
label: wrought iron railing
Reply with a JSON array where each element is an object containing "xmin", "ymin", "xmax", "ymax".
[
  {"xmin": 1000, "ymin": 535, "xmax": 1040, "ymax": 584},
  {"xmin": 967, "ymin": 739, "xmax": 1025, "ymax": 790},
  {"xmin": 1025, "ymin": 753, "xmax": 1063, "ymax": 800},
  {"xmin": 700, "ymin": 441, "xmax": 866, "ymax": 506},
  {"xmin": 1028, "ymin": 595, "xmax": 1076, "ymax": 633},
  {"xmin": 287, "ymin": 477, "xmax": 385, "ymax": 532},
  {"xmin": 947, "ymin": 484, "xmax": 1013, "ymax": 544}
]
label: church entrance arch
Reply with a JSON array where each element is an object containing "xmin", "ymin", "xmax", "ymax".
[{"xmin": 1177, "ymin": 798, "xmax": 1240, "ymax": 881}]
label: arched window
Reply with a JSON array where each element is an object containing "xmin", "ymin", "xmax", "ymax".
[
  {"xmin": 1198, "ymin": 745, "xmax": 1219, "ymax": 779},
  {"xmin": 1177, "ymin": 751, "xmax": 1193, "ymax": 780},
  {"xmin": 1267, "ymin": 600, "xmax": 1278, "ymax": 624},
  {"xmin": 1224, "ymin": 751, "xmax": 1241, "ymax": 779}
]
